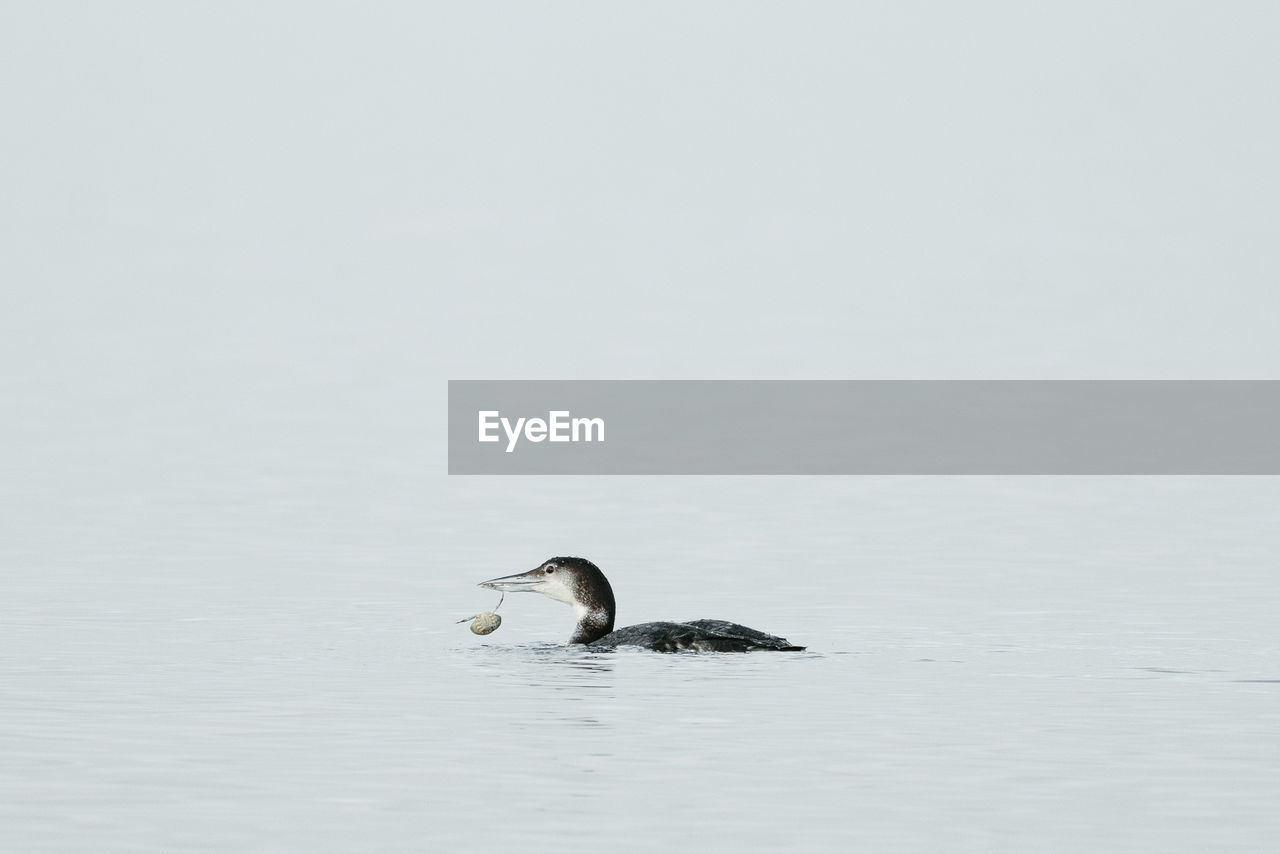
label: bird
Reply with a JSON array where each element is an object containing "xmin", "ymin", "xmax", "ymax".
[{"xmin": 478, "ymin": 556, "xmax": 804, "ymax": 653}]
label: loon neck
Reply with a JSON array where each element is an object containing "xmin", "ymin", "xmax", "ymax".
[
  {"xmin": 555, "ymin": 558, "xmax": 616, "ymax": 644},
  {"xmin": 570, "ymin": 603, "xmax": 614, "ymax": 644}
]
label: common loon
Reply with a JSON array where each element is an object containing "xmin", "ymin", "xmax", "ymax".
[{"xmin": 478, "ymin": 556, "xmax": 804, "ymax": 653}]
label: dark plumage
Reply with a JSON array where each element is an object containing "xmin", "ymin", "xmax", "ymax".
[{"xmin": 479, "ymin": 557, "xmax": 804, "ymax": 653}]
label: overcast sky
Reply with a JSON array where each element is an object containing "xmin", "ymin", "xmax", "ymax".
[{"xmin": 3, "ymin": 1, "xmax": 1278, "ymax": 404}]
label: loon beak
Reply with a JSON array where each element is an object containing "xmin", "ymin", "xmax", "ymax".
[{"xmin": 478, "ymin": 567, "xmax": 546, "ymax": 592}]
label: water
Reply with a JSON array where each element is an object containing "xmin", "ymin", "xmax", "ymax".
[
  {"xmin": 4, "ymin": 470, "xmax": 1279, "ymax": 852},
  {"xmin": 5, "ymin": 4, "xmax": 1280, "ymax": 849}
]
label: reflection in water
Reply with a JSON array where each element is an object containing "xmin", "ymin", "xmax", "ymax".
[
  {"xmin": 449, "ymin": 644, "xmax": 623, "ymax": 734},
  {"xmin": 457, "ymin": 644, "xmax": 617, "ymax": 709}
]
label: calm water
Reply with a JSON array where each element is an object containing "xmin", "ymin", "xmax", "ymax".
[
  {"xmin": 4, "ymin": 5, "xmax": 1280, "ymax": 847},
  {"xmin": 3, "ymin": 456, "xmax": 1279, "ymax": 852}
]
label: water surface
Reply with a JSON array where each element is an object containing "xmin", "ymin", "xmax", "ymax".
[{"xmin": 4, "ymin": 472, "xmax": 1278, "ymax": 852}]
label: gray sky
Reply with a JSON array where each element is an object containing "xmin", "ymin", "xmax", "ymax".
[{"xmin": 3, "ymin": 1, "xmax": 1279, "ymax": 398}]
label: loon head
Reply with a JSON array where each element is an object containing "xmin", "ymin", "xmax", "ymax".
[{"xmin": 478, "ymin": 556, "xmax": 616, "ymax": 644}]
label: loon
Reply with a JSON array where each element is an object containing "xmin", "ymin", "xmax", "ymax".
[{"xmin": 478, "ymin": 556, "xmax": 804, "ymax": 653}]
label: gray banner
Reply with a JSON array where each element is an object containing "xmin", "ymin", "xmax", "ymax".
[{"xmin": 447, "ymin": 381, "xmax": 1280, "ymax": 474}]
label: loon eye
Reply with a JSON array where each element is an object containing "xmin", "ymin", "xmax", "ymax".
[{"xmin": 544, "ymin": 566, "xmax": 555, "ymax": 574}]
